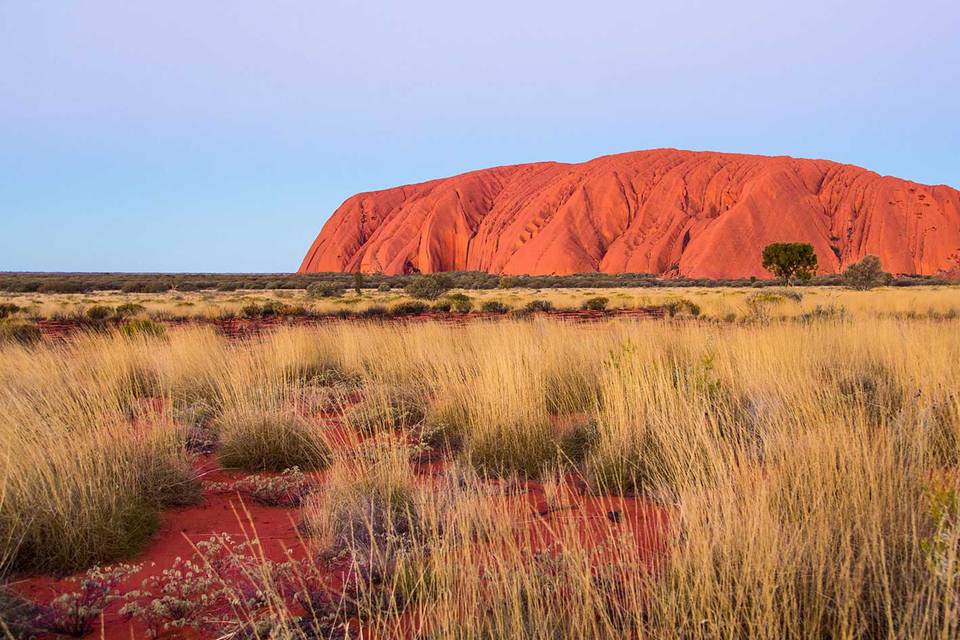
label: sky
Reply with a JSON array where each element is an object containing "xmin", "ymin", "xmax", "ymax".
[{"xmin": 1, "ymin": 0, "xmax": 958, "ymax": 272}]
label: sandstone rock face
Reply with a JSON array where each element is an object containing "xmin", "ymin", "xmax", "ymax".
[{"xmin": 299, "ymin": 149, "xmax": 960, "ymax": 278}]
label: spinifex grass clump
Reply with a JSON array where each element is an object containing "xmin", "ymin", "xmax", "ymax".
[
  {"xmin": 217, "ymin": 408, "xmax": 330, "ymax": 472},
  {"xmin": 0, "ymin": 333, "xmax": 200, "ymax": 574},
  {"xmin": 342, "ymin": 383, "xmax": 427, "ymax": 435}
]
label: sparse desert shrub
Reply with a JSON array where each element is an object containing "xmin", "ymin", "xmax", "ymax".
[
  {"xmin": 378, "ymin": 283, "xmax": 392, "ymax": 292},
  {"xmin": 306, "ymin": 281, "xmax": 345, "ymax": 298},
  {"xmin": 0, "ymin": 302, "xmax": 21, "ymax": 319},
  {"xmin": 480, "ymin": 300, "xmax": 509, "ymax": 314},
  {"xmin": 391, "ymin": 301, "xmax": 429, "ymax": 316},
  {"xmin": 431, "ymin": 300, "xmax": 452, "ymax": 312},
  {"xmin": 405, "ymin": 274, "xmax": 453, "ymax": 300},
  {"xmin": 843, "ymin": 254, "xmax": 890, "ymax": 290},
  {"xmin": 118, "ymin": 318, "xmax": 166, "ymax": 338},
  {"xmin": 581, "ymin": 296, "xmax": 609, "ymax": 311},
  {"xmin": 661, "ymin": 297, "xmax": 701, "ymax": 318},
  {"xmin": 445, "ymin": 292, "xmax": 473, "ymax": 313},
  {"xmin": 798, "ymin": 303, "xmax": 847, "ymax": 322},
  {"xmin": 120, "ymin": 533, "xmax": 322, "ymax": 639},
  {"xmin": 0, "ymin": 320, "xmax": 41, "ymax": 345},
  {"xmin": 343, "ymin": 385, "xmax": 427, "ymax": 434},
  {"xmin": 359, "ymin": 305, "xmax": 389, "ymax": 319},
  {"xmin": 217, "ymin": 409, "xmax": 330, "ymax": 472},
  {"xmin": 32, "ymin": 564, "xmax": 141, "ymax": 637},
  {"xmin": 114, "ymin": 302, "xmax": 147, "ymax": 318},
  {"xmin": 524, "ymin": 299, "xmax": 554, "ymax": 313},
  {"xmin": 207, "ymin": 467, "xmax": 317, "ymax": 507},
  {"xmin": 85, "ymin": 305, "xmax": 114, "ymax": 321}
]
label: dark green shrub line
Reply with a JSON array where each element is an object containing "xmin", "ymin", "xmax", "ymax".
[{"xmin": 2, "ymin": 270, "xmax": 950, "ymax": 294}]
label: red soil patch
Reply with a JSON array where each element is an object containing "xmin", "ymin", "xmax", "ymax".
[{"xmin": 11, "ymin": 414, "xmax": 671, "ymax": 639}]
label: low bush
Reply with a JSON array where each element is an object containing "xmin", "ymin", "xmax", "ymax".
[
  {"xmin": 118, "ymin": 319, "xmax": 166, "ymax": 338},
  {"xmin": 581, "ymin": 297, "xmax": 609, "ymax": 311},
  {"xmin": 524, "ymin": 299, "xmax": 554, "ymax": 313},
  {"xmin": 31, "ymin": 564, "xmax": 141, "ymax": 637},
  {"xmin": 114, "ymin": 302, "xmax": 146, "ymax": 318},
  {"xmin": 661, "ymin": 298, "xmax": 701, "ymax": 318},
  {"xmin": 306, "ymin": 282, "xmax": 345, "ymax": 298},
  {"xmin": 405, "ymin": 274, "xmax": 453, "ymax": 300},
  {"xmin": 480, "ymin": 300, "xmax": 509, "ymax": 314},
  {"xmin": 358, "ymin": 305, "xmax": 389, "ymax": 319},
  {"xmin": 391, "ymin": 301, "xmax": 429, "ymax": 316},
  {"xmin": 445, "ymin": 292, "xmax": 473, "ymax": 313},
  {"xmin": 207, "ymin": 467, "xmax": 317, "ymax": 507},
  {"xmin": 0, "ymin": 303, "xmax": 21, "ymax": 319},
  {"xmin": 431, "ymin": 300, "xmax": 453, "ymax": 313},
  {"xmin": 842, "ymin": 255, "xmax": 890, "ymax": 290},
  {"xmin": 85, "ymin": 305, "xmax": 114, "ymax": 321}
]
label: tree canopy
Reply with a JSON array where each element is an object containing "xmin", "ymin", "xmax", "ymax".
[{"xmin": 761, "ymin": 243, "xmax": 818, "ymax": 284}]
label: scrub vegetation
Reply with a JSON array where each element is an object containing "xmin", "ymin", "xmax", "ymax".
[{"xmin": 1, "ymin": 292, "xmax": 959, "ymax": 638}]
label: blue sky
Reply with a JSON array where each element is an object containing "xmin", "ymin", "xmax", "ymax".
[{"xmin": 1, "ymin": 0, "xmax": 958, "ymax": 272}]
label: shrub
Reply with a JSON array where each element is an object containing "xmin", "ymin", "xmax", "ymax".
[
  {"xmin": 118, "ymin": 319, "xmax": 166, "ymax": 338},
  {"xmin": 0, "ymin": 320, "xmax": 42, "ymax": 345},
  {"xmin": 662, "ymin": 298, "xmax": 701, "ymax": 318},
  {"xmin": 524, "ymin": 299, "xmax": 554, "ymax": 313},
  {"xmin": 391, "ymin": 301, "xmax": 429, "ymax": 316},
  {"xmin": 480, "ymin": 300, "xmax": 509, "ymax": 314},
  {"xmin": 207, "ymin": 467, "xmax": 317, "ymax": 507},
  {"xmin": 405, "ymin": 274, "xmax": 453, "ymax": 300},
  {"xmin": 306, "ymin": 282, "xmax": 345, "ymax": 298},
  {"xmin": 431, "ymin": 300, "xmax": 452, "ymax": 313},
  {"xmin": 378, "ymin": 283, "xmax": 392, "ymax": 292},
  {"xmin": 445, "ymin": 293, "xmax": 473, "ymax": 313},
  {"xmin": 581, "ymin": 297, "xmax": 609, "ymax": 311},
  {"xmin": 0, "ymin": 303, "xmax": 21, "ymax": 319},
  {"xmin": 114, "ymin": 302, "xmax": 146, "ymax": 318},
  {"xmin": 358, "ymin": 305, "xmax": 389, "ymax": 319},
  {"xmin": 217, "ymin": 409, "xmax": 331, "ymax": 472},
  {"xmin": 842, "ymin": 255, "xmax": 890, "ymax": 290},
  {"xmin": 85, "ymin": 305, "xmax": 114, "ymax": 321},
  {"xmin": 31, "ymin": 564, "xmax": 141, "ymax": 637}
]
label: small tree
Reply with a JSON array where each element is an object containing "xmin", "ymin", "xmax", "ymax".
[
  {"xmin": 352, "ymin": 272, "xmax": 365, "ymax": 295},
  {"xmin": 404, "ymin": 273, "xmax": 453, "ymax": 300},
  {"xmin": 761, "ymin": 243, "xmax": 818, "ymax": 285},
  {"xmin": 842, "ymin": 255, "xmax": 890, "ymax": 290}
]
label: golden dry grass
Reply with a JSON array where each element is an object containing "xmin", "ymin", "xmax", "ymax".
[
  {"xmin": 2, "ymin": 283, "xmax": 959, "ymax": 322},
  {"xmin": 1, "ymin": 305, "xmax": 959, "ymax": 637}
]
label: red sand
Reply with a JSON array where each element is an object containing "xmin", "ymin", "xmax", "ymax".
[
  {"xmin": 299, "ymin": 148, "xmax": 960, "ymax": 278},
  {"xmin": 13, "ymin": 428, "xmax": 670, "ymax": 639}
]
